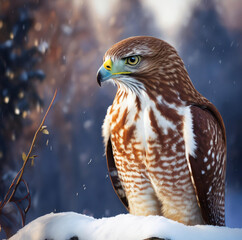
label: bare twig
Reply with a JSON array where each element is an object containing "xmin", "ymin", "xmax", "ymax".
[{"xmin": 0, "ymin": 89, "xmax": 57, "ymax": 212}]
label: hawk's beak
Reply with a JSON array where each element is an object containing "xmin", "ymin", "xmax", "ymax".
[{"xmin": 97, "ymin": 59, "xmax": 112, "ymax": 86}]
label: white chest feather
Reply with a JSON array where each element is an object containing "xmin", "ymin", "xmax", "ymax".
[{"xmin": 103, "ymin": 90, "xmax": 197, "ymax": 158}]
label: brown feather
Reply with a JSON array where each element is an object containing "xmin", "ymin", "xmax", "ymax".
[
  {"xmin": 106, "ymin": 138, "xmax": 129, "ymax": 211},
  {"xmin": 189, "ymin": 106, "xmax": 226, "ymax": 226}
]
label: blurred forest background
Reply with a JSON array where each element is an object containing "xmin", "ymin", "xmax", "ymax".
[{"xmin": 0, "ymin": 0, "xmax": 241, "ymax": 237}]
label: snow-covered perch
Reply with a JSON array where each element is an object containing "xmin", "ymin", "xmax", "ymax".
[{"xmin": 9, "ymin": 212, "xmax": 242, "ymax": 240}]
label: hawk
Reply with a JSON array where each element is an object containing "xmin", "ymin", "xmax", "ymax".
[{"xmin": 97, "ymin": 36, "xmax": 226, "ymax": 226}]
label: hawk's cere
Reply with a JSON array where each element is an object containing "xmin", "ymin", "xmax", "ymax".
[{"xmin": 97, "ymin": 36, "xmax": 226, "ymax": 226}]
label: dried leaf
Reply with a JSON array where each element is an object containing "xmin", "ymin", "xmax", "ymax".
[
  {"xmin": 42, "ymin": 129, "xmax": 49, "ymax": 135},
  {"xmin": 22, "ymin": 152, "xmax": 27, "ymax": 161},
  {"xmin": 31, "ymin": 158, "xmax": 34, "ymax": 166},
  {"xmin": 40, "ymin": 125, "xmax": 47, "ymax": 131}
]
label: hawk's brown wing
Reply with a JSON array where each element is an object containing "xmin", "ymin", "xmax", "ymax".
[
  {"xmin": 106, "ymin": 138, "xmax": 129, "ymax": 211},
  {"xmin": 189, "ymin": 105, "xmax": 226, "ymax": 226}
]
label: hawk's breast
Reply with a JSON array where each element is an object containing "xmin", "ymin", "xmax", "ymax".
[{"xmin": 103, "ymin": 90, "xmax": 203, "ymax": 224}]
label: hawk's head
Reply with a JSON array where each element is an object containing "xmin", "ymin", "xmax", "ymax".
[{"xmin": 97, "ymin": 36, "xmax": 194, "ymax": 97}]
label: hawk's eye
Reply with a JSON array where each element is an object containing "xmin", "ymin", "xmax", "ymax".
[{"xmin": 125, "ymin": 56, "xmax": 141, "ymax": 66}]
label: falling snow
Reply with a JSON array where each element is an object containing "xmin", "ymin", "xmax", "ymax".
[{"xmin": 0, "ymin": 1, "xmax": 241, "ymax": 239}]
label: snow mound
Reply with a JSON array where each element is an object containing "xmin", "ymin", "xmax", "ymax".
[{"xmin": 9, "ymin": 212, "xmax": 242, "ymax": 240}]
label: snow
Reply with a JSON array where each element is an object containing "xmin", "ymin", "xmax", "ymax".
[{"xmin": 9, "ymin": 212, "xmax": 242, "ymax": 240}]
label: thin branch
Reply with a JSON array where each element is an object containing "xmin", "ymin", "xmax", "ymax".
[{"xmin": 0, "ymin": 89, "xmax": 57, "ymax": 210}]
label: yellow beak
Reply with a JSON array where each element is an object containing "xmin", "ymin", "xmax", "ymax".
[{"xmin": 103, "ymin": 59, "xmax": 112, "ymax": 71}]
